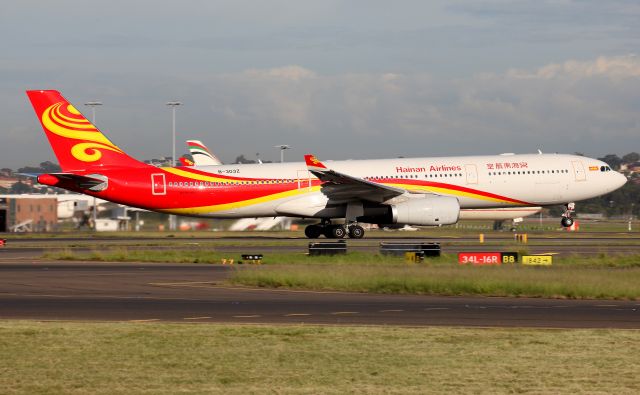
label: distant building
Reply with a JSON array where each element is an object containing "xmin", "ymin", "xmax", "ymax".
[
  {"xmin": 626, "ymin": 162, "xmax": 640, "ymax": 173},
  {"xmin": 0, "ymin": 177, "xmax": 22, "ymax": 190},
  {"xmin": 0, "ymin": 196, "xmax": 57, "ymax": 232},
  {"xmin": 144, "ymin": 157, "xmax": 174, "ymax": 167}
]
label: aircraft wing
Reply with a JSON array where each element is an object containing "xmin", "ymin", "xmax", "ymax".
[{"xmin": 304, "ymin": 154, "xmax": 405, "ymax": 203}]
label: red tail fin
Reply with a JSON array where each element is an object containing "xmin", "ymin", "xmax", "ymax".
[{"xmin": 26, "ymin": 90, "xmax": 147, "ymax": 172}]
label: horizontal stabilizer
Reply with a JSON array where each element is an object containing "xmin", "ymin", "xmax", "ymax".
[{"xmin": 37, "ymin": 173, "xmax": 107, "ymax": 191}]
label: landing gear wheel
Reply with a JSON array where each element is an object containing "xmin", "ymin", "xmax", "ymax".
[
  {"xmin": 304, "ymin": 224, "xmax": 322, "ymax": 239},
  {"xmin": 328, "ymin": 225, "xmax": 347, "ymax": 239},
  {"xmin": 561, "ymin": 217, "xmax": 574, "ymax": 228},
  {"xmin": 348, "ymin": 225, "xmax": 365, "ymax": 239},
  {"xmin": 561, "ymin": 202, "xmax": 576, "ymax": 228}
]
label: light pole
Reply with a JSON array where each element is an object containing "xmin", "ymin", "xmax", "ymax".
[
  {"xmin": 166, "ymin": 102, "xmax": 182, "ymax": 232},
  {"xmin": 166, "ymin": 102, "xmax": 182, "ymax": 166},
  {"xmin": 274, "ymin": 145, "xmax": 291, "ymax": 163},
  {"xmin": 84, "ymin": 101, "xmax": 102, "ymax": 125},
  {"xmin": 84, "ymin": 101, "xmax": 103, "ymax": 231}
]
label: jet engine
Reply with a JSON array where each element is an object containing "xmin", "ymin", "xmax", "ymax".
[
  {"xmin": 391, "ymin": 195, "xmax": 460, "ymax": 226},
  {"xmin": 359, "ymin": 195, "xmax": 460, "ymax": 226}
]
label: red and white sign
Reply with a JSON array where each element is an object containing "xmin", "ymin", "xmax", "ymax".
[{"xmin": 458, "ymin": 252, "xmax": 502, "ymax": 265}]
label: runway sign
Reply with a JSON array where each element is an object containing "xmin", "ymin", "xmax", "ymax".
[
  {"xmin": 458, "ymin": 252, "xmax": 519, "ymax": 265},
  {"xmin": 458, "ymin": 252, "xmax": 501, "ymax": 265},
  {"xmin": 522, "ymin": 255, "xmax": 553, "ymax": 266}
]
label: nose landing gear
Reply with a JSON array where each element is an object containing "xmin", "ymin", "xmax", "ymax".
[{"xmin": 561, "ymin": 203, "xmax": 575, "ymax": 228}]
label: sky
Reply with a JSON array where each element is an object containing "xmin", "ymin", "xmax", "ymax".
[{"xmin": 1, "ymin": 0, "xmax": 640, "ymax": 167}]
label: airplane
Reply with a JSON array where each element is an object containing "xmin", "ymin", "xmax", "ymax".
[
  {"xmin": 26, "ymin": 90, "xmax": 627, "ymax": 239},
  {"xmin": 186, "ymin": 140, "xmax": 543, "ymax": 227}
]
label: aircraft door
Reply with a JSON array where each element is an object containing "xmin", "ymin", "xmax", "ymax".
[
  {"xmin": 464, "ymin": 164, "xmax": 478, "ymax": 184},
  {"xmin": 151, "ymin": 173, "xmax": 166, "ymax": 195},
  {"xmin": 571, "ymin": 161, "xmax": 586, "ymax": 182},
  {"xmin": 297, "ymin": 170, "xmax": 312, "ymax": 190}
]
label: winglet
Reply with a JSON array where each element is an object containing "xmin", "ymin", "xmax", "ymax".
[{"xmin": 304, "ymin": 154, "xmax": 328, "ymax": 171}]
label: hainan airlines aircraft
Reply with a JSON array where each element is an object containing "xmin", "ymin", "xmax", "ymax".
[
  {"xmin": 26, "ymin": 90, "xmax": 626, "ymax": 239},
  {"xmin": 186, "ymin": 140, "xmax": 543, "ymax": 224}
]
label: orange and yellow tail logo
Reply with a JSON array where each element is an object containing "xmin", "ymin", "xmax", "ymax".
[
  {"xmin": 27, "ymin": 90, "xmax": 146, "ymax": 172},
  {"xmin": 42, "ymin": 102, "xmax": 124, "ymax": 163}
]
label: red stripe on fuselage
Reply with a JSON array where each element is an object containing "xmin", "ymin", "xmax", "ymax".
[
  {"xmin": 168, "ymin": 169, "xmax": 532, "ymax": 205},
  {"xmin": 388, "ymin": 178, "xmax": 533, "ymax": 205}
]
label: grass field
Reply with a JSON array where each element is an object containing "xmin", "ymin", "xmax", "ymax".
[
  {"xmin": 231, "ymin": 264, "xmax": 640, "ymax": 299},
  {"xmin": 1, "ymin": 321, "xmax": 639, "ymax": 395},
  {"xmin": 42, "ymin": 249, "xmax": 640, "ymax": 299}
]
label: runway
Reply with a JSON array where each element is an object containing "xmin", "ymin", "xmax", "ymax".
[{"xmin": 1, "ymin": 262, "xmax": 638, "ymax": 328}]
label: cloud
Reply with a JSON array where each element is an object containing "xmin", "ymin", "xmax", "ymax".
[
  {"xmin": 508, "ymin": 55, "xmax": 640, "ymax": 80},
  {"xmin": 194, "ymin": 56, "xmax": 640, "ymax": 158}
]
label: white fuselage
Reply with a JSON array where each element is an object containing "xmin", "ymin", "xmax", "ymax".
[{"xmin": 179, "ymin": 153, "xmax": 625, "ymax": 219}]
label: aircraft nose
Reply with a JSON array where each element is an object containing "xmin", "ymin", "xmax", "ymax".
[{"xmin": 615, "ymin": 172, "xmax": 627, "ymax": 189}]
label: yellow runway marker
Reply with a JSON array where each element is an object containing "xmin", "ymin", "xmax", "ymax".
[
  {"xmin": 285, "ymin": 313, "xmax": 311, "ymax": 317},
  {"xmin": 331, "ymin": 311, "xmax": 358, "ymax": 315},
  {"xmin": 424, "ymin": 307, "xmax": 449, "ymax": 311},
  {"xmin": 233, "ymin": 315, "xmax": 261, "ymax": 318},
  {"xmin": 184, "ymin": 316, "xmax": 211, "ymax": 320},
  {"xmin": 379, "ymin": 309, "xmax": 404, "ymax": 313}
]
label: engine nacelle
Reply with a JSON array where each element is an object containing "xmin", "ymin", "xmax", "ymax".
[{"xmin": 390, "ymin": 195, "xmax": 460, "ymax": 226}]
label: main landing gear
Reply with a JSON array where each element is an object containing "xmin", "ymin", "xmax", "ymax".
[
  {"xmin": 561, "ymin": 202, "xmax": 575, "ymax": 228},
  {"xmin": 304, "ymin": 220, "xmax": 365, "ymax": 239}
]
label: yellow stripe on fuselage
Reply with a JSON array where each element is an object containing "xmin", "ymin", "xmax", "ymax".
[
  {"xmin": 163, "ymin": 167, "xmax": 243, "ymax": 183},
  {"xmin": 161, "ymin": 185, "xmax": 321, "ymax": 215},
  {"xmin": 387, "ymin": 183, "xmax": 520, "ymax": 204}
]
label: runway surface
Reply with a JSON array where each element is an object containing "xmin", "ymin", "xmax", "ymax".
[{"xmin": 1, "ymin": 262, "xmax": 638, "ymax": 328}]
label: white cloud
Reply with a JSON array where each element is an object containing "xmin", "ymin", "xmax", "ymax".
[
  {"xmin": 244, "ymin": 65, "xmax": 317, "ymax": 81},
  {"xmin": 508, "ymin": 55, "xmax": 640, "ymax": 80},
  {"xmin": 197, "ymin": 56, "xmax": 640, "ymax": 158}
]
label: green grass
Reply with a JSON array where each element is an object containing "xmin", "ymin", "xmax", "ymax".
[
  {"xmin": 1, "ymin": 321, "xmax": 639, "ymax": 395},
  {"xmin": 43, "ymin": 248, "xmax": 411, "ymax": 265},
  {"xmin": 42, "ymin": 248, "xmax": 640, "ymax": 299},
  {"xmin": 231, "ymin": 264, "xmax": 640, "ymax": 299},
  {"xmin": 43, "ymin": 247, "xmax": 640, "ymax": 267}
]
